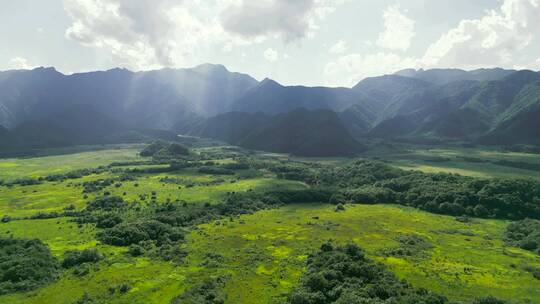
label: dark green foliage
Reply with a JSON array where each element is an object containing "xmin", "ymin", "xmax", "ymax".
[
  {"xmin": 472, "ymin": 296, "xmax": 509, "ymax": 304},
  {"xmin": 504, "ymin": 219, "xmax": 540, "ymax": 254},
  {"xmin": 95, "ymin": 213, "xmax": 123, "ymax": 228},
  {"xmin": 140, "ymin": 141, "xmax": 189, "ymax": 158},
  {"xmin": 171, "ymin": 276, "xmax": 227, "ymax": 304},
  {"xmin": 286, "ymin": 242, "xmax": 448, "ymax": 304},
  {"xmin": 301, "ymin": 160, "xmax": 540, "ymax": 220},
  {"xmin": 86, "ymin": 196, "xmax": 127, "ymax": 211},
  {"xmin": 97, "ymin": 220, "xmax": 184, "ymax": 246},
  {"xmin": 72, "ymin": 264, "xmax": 91, "ymax": 277},
  {"xmin": 62, "ymin": 248, "xmax": 103, "ymax": 268},
  {"xmin": 0, "ymin": 238, "xmax": 59, "ymax": 295},
  {"xmin": 198, "ymin": 166, "xmax": 235, "ymax": 175},
  {"xmin": 43, "ymin": 167, "xmax": 106, "ymax": 182},
  {"xmin": 128, "ymin": 244, "xmax": 144, "ymax": 257}
]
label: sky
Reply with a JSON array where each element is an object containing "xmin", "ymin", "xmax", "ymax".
[{"xmin": 1, "ymin": 0, "xmax": 540, "ymax": 87}]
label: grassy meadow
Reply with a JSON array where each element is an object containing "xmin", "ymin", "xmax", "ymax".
[
  {"xmin": 1, "ymin": 143, "xmax": 539, "ymax": 303},
  {"xmin": 0, "ymin": 144, "xmax": 143, "ymax": 181},
  {"xmin": 1, "ymin": 204, "xmax": 539, "ymax": 303},
  {"xmin": 362, "ymin": 144, "xmax": 540, "ymax": 179}
]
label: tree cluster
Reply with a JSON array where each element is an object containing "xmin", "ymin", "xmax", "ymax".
[
  {"xmin": 0, "ymin": 238, "xmax": 59, "ymax": 295},
  {"xmin": 504, "ymin": 219, "xmax": 540, "ymax": 255},
  {"xmin": 286, "ymin": 242, "xmax": 509, "ymax": 304}
]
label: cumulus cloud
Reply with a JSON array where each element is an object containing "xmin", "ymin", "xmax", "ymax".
[
  {"xmin": 422, "ymin": 0, "xmax": 540, "ymax": 69},
  {"xmin": 64, "ymin": 0, "xmax": 194, "ymax": 69},
  {"xmin": 324, "ymin": 52, "xmax": 418, "ymax": 87},
  {"xmin": 325, "ymin": 0, "xmax": 540, "ymax": 87},
  {"xmin": 220, "ymin": 0, "xmax": 349, "ymax": 42},
  {"xmin": 376, "ymin": 5, "xmax": 415, "ymax": 51},
  {"xmin": 263, "ymin": 48, "xmax": 279, "ymax": 62},
  {"xmin": 8, "ymin": 57, "xmax": 36, "ymax": 70},
  {"xmin": 329, "ymin": 40, "xmax": 348, "ymax": 54},
  {"xmin": 220, "ymin": 0, "xmax": 315, "ymax": 42},
  {"xmin": 63, "ymin": 0, "xmax": 348, "ymax": 70}
]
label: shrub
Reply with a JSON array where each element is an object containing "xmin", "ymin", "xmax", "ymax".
[
  {"xmin": 504, "ymin": 219, "xmax": 540, "ymax": 255},
  {"xmin": 286, "ymin": 242, "xmax": 447, "ymax": 304},
  {"xmin": 97, "ymin": 220, "xmax": 184, "ymax": 246},
  {"xmin": 171, "ymin": 276, "xmax": 227, "ymax": 304},
  {"xmin": 62, "ymin": 248, "xmax": 103, "ymax": 268},
  {"xmin": 86, "ymin": 196, "xmax": 127, "ymax": 211},
  {"xmin": 0, "ymin": 238, "xmax": 60, "ymax": 295}
]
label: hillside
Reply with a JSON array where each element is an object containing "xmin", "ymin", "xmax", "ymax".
[
  {"xmin": 232, "ymin": 78, "xmax": 372, "ymax": 115},
  {"xmin": 183, "ymin": 109, "xmax": 364, "ymax": 156},
  {"xmin": 394, "ymin": 68, "xmax": 516, "ymax": 84},
  {"xmin": 360, "ymin": 70, "xmax": 540, "ymax": 144},
  {"xmin": 1, "ymin": 65, "xmax": 540, "ymax": 151}
]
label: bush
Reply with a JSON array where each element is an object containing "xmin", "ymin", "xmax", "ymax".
[
  {"xmin": 286, "ymin": 242, "xmax": 447, "ymax": 304},
  {"xmin": 141, "ymin": 141, "xmax": 189, "ymax": 158},
  {"xmin": 504, "ymin": 219, "xmax": 540, "ymax": 254},
  {"xmin": 62, "ymin": 248, "xmax": 103, "ymax": 268},
  {"xmin": 128, "ymin": 244, "xmax": 144, "ymax": 257},
  {"xmin": 86, "ymin": 196, "xmax": 126, "ymax": 211},
  {"xmin": 0, "ymin": 238, "xmax": 60, "ymax": 295},
  {"xmin": 97, "ymin": 220, "xmax": 184, "ymax": 246},
  {"xmin": 171, "ymin": 276, "xmax": 227, "ymax": 304}
]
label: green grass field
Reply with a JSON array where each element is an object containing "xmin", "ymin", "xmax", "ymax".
[
  {"xmin": 0, "ymin": 145, "xmax": 143, "ymax": 181},
  {"xmin": 362, "ymin": 145, "xmax": 540, "ymax": 179},
  {"xmin": 1, "ymin": 204, "xmax": 538, "ymax": 304},
  {"xmin": 1, "ymin": 144, "xmax": 539, "ymax": 303}
]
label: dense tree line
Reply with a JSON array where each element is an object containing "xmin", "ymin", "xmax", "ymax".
[
  {"xmin": 260, "ymin": 159, "xmax": 540, "ymax": 220},
  {"xmin": 140, "ymin": 141, "xmax": 189, "ymax": 159},
  {"xmin": 0, "ymin": 238, "xmax": 59, "ymax": 295}
]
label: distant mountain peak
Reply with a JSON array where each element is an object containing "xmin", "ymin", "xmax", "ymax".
[
  {"xmin": 106, "ymin": 67, "xmax": 132, "ymax": 73},
  {"xmin": 193, "ymin": 63, "xmax": 229, "ymax": 74},
  {"xmin": 31, "ymin": 66, "xmax": 61, "ymax": 75},
  {"xmin": 259, "ymin": 78, "xmax": 282, "ymax": 87}
]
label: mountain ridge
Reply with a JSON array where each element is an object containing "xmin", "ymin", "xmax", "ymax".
[{"xmin": 1, "ymin": 64, "xmax": 539, "ymax": 153}]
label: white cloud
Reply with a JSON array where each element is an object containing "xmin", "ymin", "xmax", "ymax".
[
  {"xmin": 329, "ymin": 40, "xmax": 348, "ymax": 54},
  {"xmin": 376, "ymin": 5, "xmax": 415, "ymax": 51},
  {"xmin": 324, "ymin": 0, "xmax": 540, "ymax": 87},
  {"xmin": 422, "ymin": 0, "xmax": 540, "ymax": 69},
  {"xmin": 324, "ymin": 52, "xmax": 418, "ymax": 87},
  {"xmin": 220, "ymin": 0, "xmax": 314, "ymax": 42},
  {"xmin": 220, "ymin": 0, "xmax": 349, "ymax": 42},
  {"xmin": 63, "ymin": 0, "xmax": 243, "ymax": 70},
  {"xmin": 8, "ymin": 57, "xmax": 36, "ymax": 70},
  {"xmin": 264, "ymin": 48, "xmax": 279, "ymax": 62},
  {"xmin": 63, "ymin": 0, "xmax": 349, "ymax": 70}
]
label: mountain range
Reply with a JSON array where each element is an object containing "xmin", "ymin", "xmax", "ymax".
[{"xmin": 1, "ymin": 64, "xmax": 539, "ymax": 156}]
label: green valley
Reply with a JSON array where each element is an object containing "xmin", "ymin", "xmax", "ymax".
[{"xmin": 1, "ymin": 141, "xmax": 539, "ymax": 303}]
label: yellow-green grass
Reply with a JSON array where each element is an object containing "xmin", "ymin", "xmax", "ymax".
[
  {"xmin": 0, "ymin": 218, "xmax": 185, "ymax": 304},
  {"xmin": 106, "ymin": 171, "xmax": 308, "ymax": 204},
  {"xmin": 0, "ymin": 172, "xmax": 115, "ymax": 218},
  {"xmin": 0, "ymin": 217, "xmax": 99, "ymax": 256},
  {"xmin": 0, "ymin": 145, "xmax": 143, "ymax": 181},
  {"xmin": 187, "ymin": 204, "xmax": 540, "ymax": 304},
  {"xmin": 363, "ymin": 145, "xmax": 540, "ymax": 179},
  {"xmin": 1, "ymin": 204, "xmax": 539, "ymax": 304}
]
